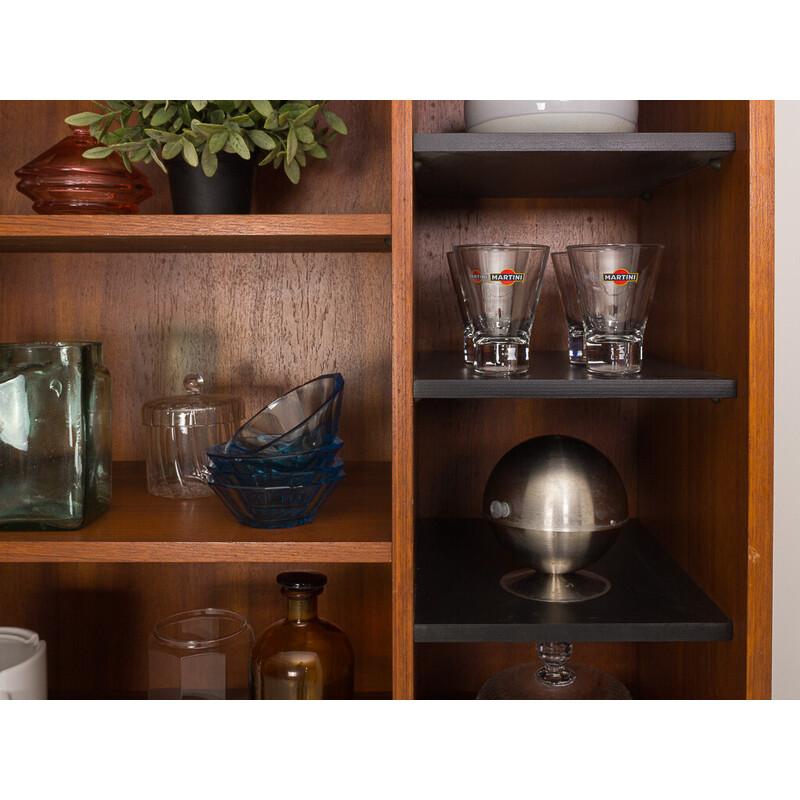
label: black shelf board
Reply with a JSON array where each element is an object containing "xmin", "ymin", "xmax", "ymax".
[
  {"xmin": 413, "ymin": 132, "xmax": 736, "ymax": 198},
  {"xmin": 414, "ymin": 519, "xmax": 733, "ymax": 643},
  {"xmin": 414, "ymin": 351, "xmax": 737, "ymax": 400}
]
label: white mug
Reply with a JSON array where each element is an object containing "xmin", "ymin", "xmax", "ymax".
[{"xmin": 0, "ymin": 627, "xmax": 47, "ymax": 699}]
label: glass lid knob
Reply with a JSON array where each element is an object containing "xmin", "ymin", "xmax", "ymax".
[{"xmin": 183, "ymin": 373, "xmax": 204, "ymax": 395}]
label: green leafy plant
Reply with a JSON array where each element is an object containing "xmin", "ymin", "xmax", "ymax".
[{"xmin": 64, "ymin": 101, "xmax": 347, "ymax": 183}]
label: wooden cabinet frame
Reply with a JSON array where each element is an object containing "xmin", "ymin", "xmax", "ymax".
[{"xmin": 0, "ymin": 100, "xmax": 773, "ymax": 699}]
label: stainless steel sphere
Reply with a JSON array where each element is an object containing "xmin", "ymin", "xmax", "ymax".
[{"xmin": 483, "ymin": 435, "xmax": 628, "ymax": 578}]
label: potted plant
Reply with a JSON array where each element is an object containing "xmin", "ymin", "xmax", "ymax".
[{"xmin": 64, "ymin": 101, "xmax": 348, "ymax": 213}]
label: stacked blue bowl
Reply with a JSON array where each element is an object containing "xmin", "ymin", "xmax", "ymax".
[{"xmin": 205, "ymin": 374, "xmax": 344, "ymax": 529}]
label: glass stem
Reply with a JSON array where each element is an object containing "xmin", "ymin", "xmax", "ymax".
[{"xmin": 535, "ymin": 641, "xmax": 577, "ymax": 686}]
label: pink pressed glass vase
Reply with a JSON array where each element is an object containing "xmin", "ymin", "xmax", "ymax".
[{"xmin": 15, "ymin": 125, "xmax": 152, "ymax": 214}]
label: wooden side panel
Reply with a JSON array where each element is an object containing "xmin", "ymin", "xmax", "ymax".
[
  {"xmin": 636, "ymin": 101, "xmax": 774, "ymax": 699},
  {"xmin": 391, "ymin": 101, "xmax": 415, "ymax": 699},
  {"xmin": 746, "ymin": 101, "xmax": 775, "ymax": 699}
]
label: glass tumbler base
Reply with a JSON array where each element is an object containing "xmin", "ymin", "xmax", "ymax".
[
  {"xmin": 500, "ymin": 568, "xmax": 611, "ymax": 603},
  {"xmin": 585, "ymin": 336, "xmax": 642, "ymax": 375},
  {"xmin": 473, "ymin": 340, "xmax": 529, "ymax": 375},
  {"xmin": 567, "ymin": 326, "xmax": 586, "ymax": 364},
  {"xmin": 463, "ymin": 335, "xmax": 476, "ymax": 367}
]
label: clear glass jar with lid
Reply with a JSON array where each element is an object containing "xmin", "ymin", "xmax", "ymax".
[{"xmin": 142, "ymin": 373, "xmax": 243, "ymax": 498}]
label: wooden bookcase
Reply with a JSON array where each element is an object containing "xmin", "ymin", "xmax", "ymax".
[{"xmin": 0, "ymin": 100, "xmax": 773, "ymax": 699}]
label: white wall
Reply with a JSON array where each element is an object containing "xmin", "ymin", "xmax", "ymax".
[{"xmin": 773, "ymin": 101, "xmax": 800, "ymax": 699}]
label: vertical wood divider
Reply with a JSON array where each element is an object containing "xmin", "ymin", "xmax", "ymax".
[
  {"xmin": 747, "ymin": 100, "xmax": 775, "ymax": 699},
  {"xmin": 391, "ymin": 100, "xmax": 415, "ymax": 698}
]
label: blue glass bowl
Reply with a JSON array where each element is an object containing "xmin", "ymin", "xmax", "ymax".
[
  {"xmin": 207, "ymin": 437, "xmax": 343, "ymax": 475},
  {"xmin": 207, "ymin": 475, "xmax": 343, "ymax": 529},
  {"xmin": 205, "ymin": 458, "xmax": 344, "ymax": 488},
  {"xmin": 224, "ymin": 373, "xmax": 344, "ymax": 455}
]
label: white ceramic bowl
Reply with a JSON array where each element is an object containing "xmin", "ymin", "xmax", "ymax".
[{"xmin": 464, "ymin": 100, "xmax": 638, "ymax": 133}]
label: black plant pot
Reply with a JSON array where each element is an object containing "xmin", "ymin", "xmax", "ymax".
[{"xmin": 166, "ymin": 152, "xmax": 256, "ymax": 214}]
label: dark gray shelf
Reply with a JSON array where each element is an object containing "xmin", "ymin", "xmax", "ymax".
[
  {"xmin": 413, "ymin": 132, "xmax": 736, "ymax": 198},
  {"xmin": 414, "ymin": 519, "xmax": 733, "ymax": 643},
  {"xmin": 414, "ymin": 351, "xmax": 737, "ymax": 400}
]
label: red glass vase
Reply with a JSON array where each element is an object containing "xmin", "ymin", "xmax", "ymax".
[{"xmin": 15, "ymin": 125, "xmax": 152, "ymax": 214}]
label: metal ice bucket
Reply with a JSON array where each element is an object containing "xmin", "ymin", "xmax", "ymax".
[{"xmin": 483, "ymin": 435, "xmax": 628, "ymax": 602}]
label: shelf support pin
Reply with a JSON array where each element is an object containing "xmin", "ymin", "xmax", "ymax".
[
  {"xmin": 384, "ymin": 237, "xmax": 392, "ymax": 249},
  {"xmin": 709, "ymin": 158, "xmax": 722, "ymax": 171}
]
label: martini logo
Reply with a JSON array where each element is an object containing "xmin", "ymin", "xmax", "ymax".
[
  {"xmin": 491, "ymin": 269, "xmax": 525, "ymax": 285},
  {"xmin": 471, "ymin": 269, "xmax": 525, "ymax": 285},
  {"xmin": 603, "ymin": 269, "xmax": 638, "ymax": 285}
]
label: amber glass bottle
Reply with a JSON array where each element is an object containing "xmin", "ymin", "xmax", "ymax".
[{"xmin": 251, "ymin": 571, "xmax": 354, "ymax": 699}]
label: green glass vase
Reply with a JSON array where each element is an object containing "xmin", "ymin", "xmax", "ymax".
[{"xmin": 0, "ymin": 342, "xmax": 111, "ymax": 530}]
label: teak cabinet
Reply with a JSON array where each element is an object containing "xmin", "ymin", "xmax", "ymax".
[{"xmin": 0, "ymin": 100, "xmax": 774, "ymax": 699}]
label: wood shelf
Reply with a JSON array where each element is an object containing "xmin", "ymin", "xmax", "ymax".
[
  {"xmin": 0, "ymin": 461, "xmax": 392, "ymax": 563},
  {"xmin": 414, "ymin": 351, "xmax": 737, "ymax": 400},
  {"xmin": 50, "ymin": 690, "xmax": 393, "ymax": 700},
  {"xmin": 414, "ymin": 519, "xmax": 733, "ymax": 643},
  {"xmin": 0, "ymin": 214, "xmax": 393, "ymax": 253},
  {"xmin": 413, "ymin": 132, "xmax": 736, "ymax": 198}
]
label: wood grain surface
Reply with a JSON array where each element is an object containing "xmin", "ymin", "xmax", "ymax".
[
  {"xmin": 0, "ymin": 101, "xmax": 395, "ymax": 698},
  {"xmin": 0, "ymin": 462, "xmax": 391, "ymax": 562},
  {"xmin": 745, "ymin": 101, "xmax": 774, "ymax": 700},
  {"xmin": 635, "ymin": 100, "xmax": 774, "ymax": 699},
  {"xmin": 0, "ymin": 250, "xmax": 391, "ymax": 463},
  {"xmin": 391, "ymin": 101, "xmax": 416, "ymax": 699},
  {"xmin": 0, "ymin": 214, "xmax": 392, "ymax": 253},
  {"xmin": 0, "ymin": 560, "xmax": 392, "ymax": 697}
]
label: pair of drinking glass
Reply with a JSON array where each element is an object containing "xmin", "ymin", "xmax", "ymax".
[{"xmin": 447, "ymin": 243, "xmax": 665, "ymax": 376}]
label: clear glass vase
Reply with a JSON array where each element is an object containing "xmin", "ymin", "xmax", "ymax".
[
  {"xmin": 148, "ymin": 608, "xmax": 254, "ymax": 700},
  {"xmin": 0, "ymin": 342, "xmax": 111, "ymax": 530}
]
